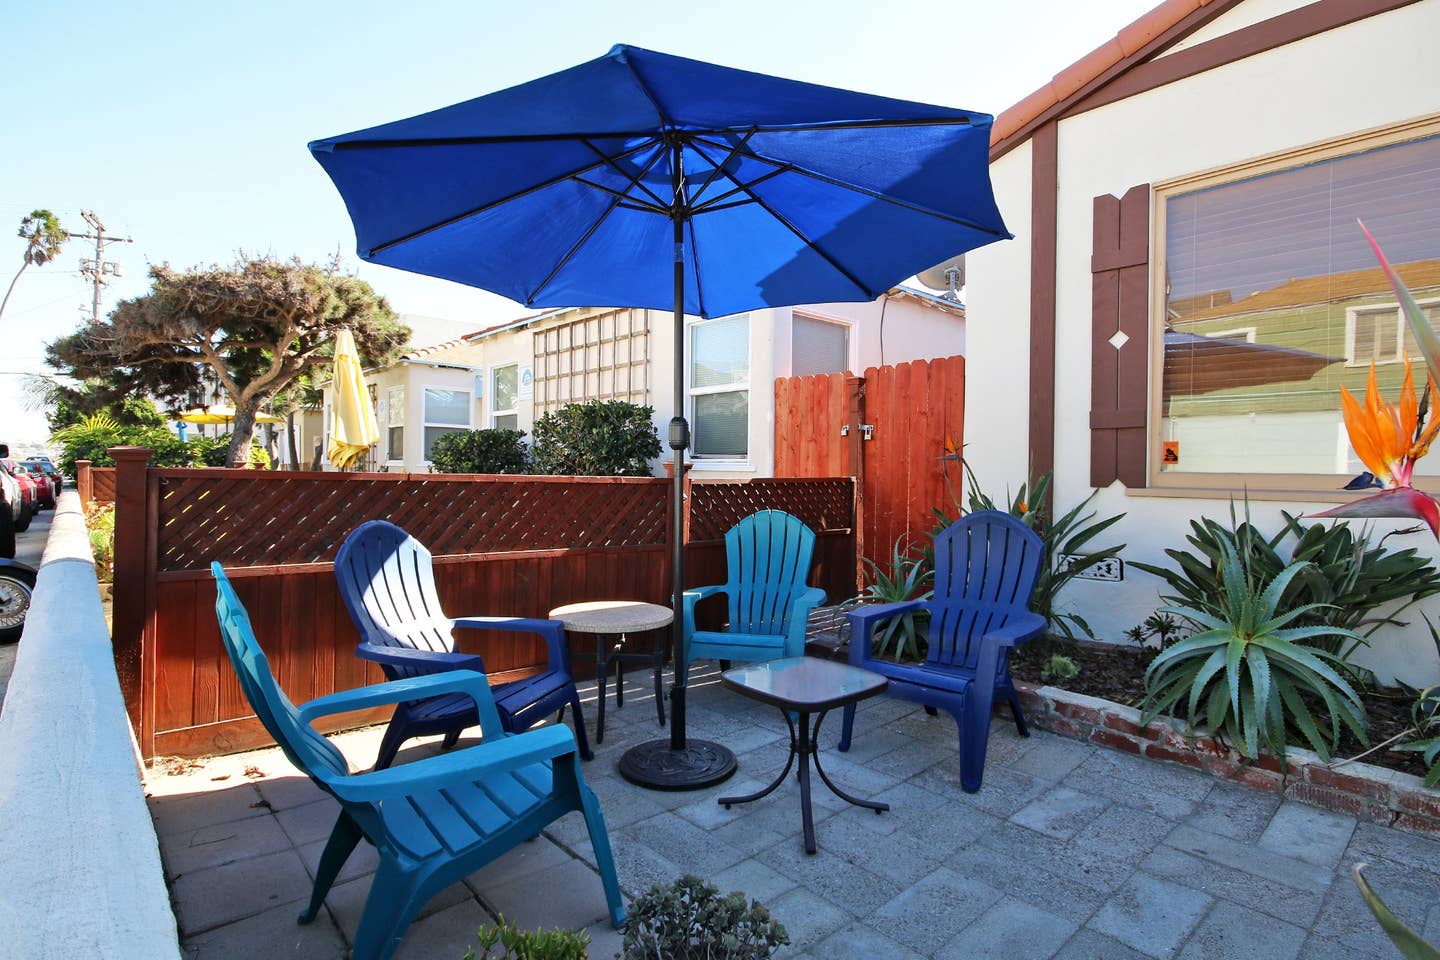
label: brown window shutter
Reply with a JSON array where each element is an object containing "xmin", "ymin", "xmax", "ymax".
[{"xmin": 1090, "ymin": 184, "xmax": 1151, "ymax": 488}]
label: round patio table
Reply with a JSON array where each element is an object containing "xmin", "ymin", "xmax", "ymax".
[
  {"xmin": 548, "ymin": 600, "xmax": 672, "ymax": 746},
  {"xmin": 718, "ymin": 656, "xmax": 889, "ymax": 854}
]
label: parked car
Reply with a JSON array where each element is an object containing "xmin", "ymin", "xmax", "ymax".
[
  {"xmin": 21, "ymin": 458, "xmax": 62, "ymax": 495},
  {"xmin": 0, "ymin": 461, "xmax": 33, "ymax": 532},
  {"xmin": 0, "ymin": 465, "xmax": 19, "ymax": 558},
  {"xmin": 0, "ymin": 557, "xmax": 35, "ymax": 642},
  {"xmin": 12, "ymin": 460, "xmax": 57, "ymax": 509}
]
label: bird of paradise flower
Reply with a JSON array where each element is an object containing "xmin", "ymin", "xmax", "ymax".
[{"xmin": 1312, "ymin": 221, "xmax": 1440, "ymax": 537}]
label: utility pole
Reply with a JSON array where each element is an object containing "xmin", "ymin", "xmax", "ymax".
[{"xmin": 70, "ymin": 209, "xmax": 133, "ymax": 324}]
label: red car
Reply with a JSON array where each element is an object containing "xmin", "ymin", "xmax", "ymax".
[
  {"xmin": 10, "ymin": 460, "xmax": 57, "ymax": 509},
  {"xmin": 0, "ymin": 461, "xmax": 34, "ymax": 531}
]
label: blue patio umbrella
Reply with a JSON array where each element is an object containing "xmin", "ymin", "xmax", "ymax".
[{"xmin": 310, "ymin": 43, "xmax": 1011, "ymax": 789}]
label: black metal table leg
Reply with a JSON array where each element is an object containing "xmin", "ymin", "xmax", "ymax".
[
  {"xmin": 719, "ymin": 711, "xmax": 797, "ymax": 808},
  {"xmin": 811, "ymin": 711, "xmax": 889, "ymax": 814},
  {"xmin": 653, "ymin": 630, "xmax": 666, "ymax": 726},
  {"xmin": 595, "ymin": 641, "xmax": 609, "ymax": 745},
  {"xmin": 615, "ymin": 633, "xmax": 626, "ymax": 708},
  {"xmin": 796, "ymin": 710, "xmax": 816, "ymax": 853}
]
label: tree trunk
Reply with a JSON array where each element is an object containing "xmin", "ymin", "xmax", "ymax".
[
  {"xmin": 227, "ymin": 404, "xmax": 260, "ymax": 467},
  {"xmin": 286, "ymin": 412, "xmax": 299, "ymax": 471},
  {"xmin": 0, "ymin": 261, "xmax": 31, "ymax": 324}
]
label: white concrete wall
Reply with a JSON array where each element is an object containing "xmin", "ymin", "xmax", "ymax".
[
  {"xmin": 966, "ymin": 1, "xmax": 1440, "ymax": 684},
  {"xmin": 0, "ymin": 492, "xmax": 182, "ymax": 960}
]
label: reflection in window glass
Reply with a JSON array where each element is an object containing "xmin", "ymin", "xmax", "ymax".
[
  {"xmin": 1160, "ymin": 133, "xmax": 1440, "ymax": 477},
  {"xmin": 690, "ymin": 315, "xmax": 750, "ymax": 459},
  {"xmin": 694, "ymin": 392, "xmax": 749, "ymax": 457},
  {"xmin": 692, "ymin": 315, "xmax": 749, "ymax": 388},
  {"xmin": 423, "ymin": 388, "xmax": 470, "ymax": 426}
]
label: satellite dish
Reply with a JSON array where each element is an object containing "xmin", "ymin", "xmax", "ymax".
[{"xmin": 916, "ymin": 255, "xmax": 965, "ymax": 302}]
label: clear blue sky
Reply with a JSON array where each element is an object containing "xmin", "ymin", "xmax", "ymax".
[{"xmin": 0, "ymin": 0, "xmax": 1157, "ymax": 445}]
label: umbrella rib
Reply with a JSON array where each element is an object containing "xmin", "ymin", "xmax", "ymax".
[
  {"xmin": 368, "ymin": 140, "xmax": 659, "ymax": 256},
  {"xmin": 579, "ymin": 137, "xmax": 670, "ymax": 209},
  {"xmin": 691, "ymin": 134, "xmax": 1011, "ymax": 238},
  {"xmin": 526, "ymin": 144, "xmax": 671, "ymax": 305},
  {"xmin": 322, "ymin": 117, "xmax": 974, "ymax": 150},
  {"xmin": 686, "ymin": 140, "xmax": 874, "ymax": 300},
  {"xmin": 574, "ymin": 176, "xmax": 668, "ymax": 214},
  {"xmin": 690, "ymin": 166, "xmax": 787, "ymax": 213},
  {"xmin": 689, "ymin": 128, "xmax": 758, "ymax": 206},
  {"xmin": 685, "ymin": 200, "xmax": 708, "ymax": 319}
]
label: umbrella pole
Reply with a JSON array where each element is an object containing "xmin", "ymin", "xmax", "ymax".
[{"xmin": 618, "ymin": 138, "xmax": 736, "ymax": 790}]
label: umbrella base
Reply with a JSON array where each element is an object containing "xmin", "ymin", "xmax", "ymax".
[{"xmin": 618, "ymin": 739, "xmax": 737, "ymax": 791}]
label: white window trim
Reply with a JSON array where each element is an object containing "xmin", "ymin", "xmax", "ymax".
[
  {"xmin": 1345, "ymin": 298, "xmax": 1440, "ymax": 366},
  {"xmin": 420, "ymin": 383, "xmax": 474, "ymax": 466},
  {"xmin": 384, "ymin": 385, "xmax": 406, "ymax": 465},
  {"xmin": 687, "ymin": 314, "xmax": 751, "ymax": 463},
  {"xmin": 791, "ymin": 310, "xmax": 854, "ymax": 376},
  {"xmin": 1202, "ymin": 326, "xmax": 1257, "ymax": 344},
  {"xmin": 490, "ymin": 363, "xmax": 519, "ymax": 428}
]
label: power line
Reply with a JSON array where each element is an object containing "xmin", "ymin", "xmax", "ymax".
[{"xmin": 68, "ymin": 209, "xmax": 133, "ymax": 325}]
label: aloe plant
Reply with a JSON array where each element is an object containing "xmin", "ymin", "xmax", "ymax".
[
  {"xmin": 851, "ymin": 537, "xmax": 933, "ymax": 661},
  {"xmin": 1354, "ymin": 864, "xmax": 1440, "ymax": 960},
  {"xmin": 1141, "ymin": 537, "xmax": 1368, "ymax": 761}
]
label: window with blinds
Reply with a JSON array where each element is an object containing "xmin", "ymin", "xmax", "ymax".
[
  {"xmin": 532, "ymin": 308, "xmax": 650, "ymax": 413},
  {"xmin": 792, "ymin": 314, "xmax": 849, "ymax": 377},
  {"xmin": 691, "ymin": 314, "xmax": 750, "ymax": 458},
  {"xmin": 1154, "ymin": 124, "xmax": 1440, "ymax": 480}
]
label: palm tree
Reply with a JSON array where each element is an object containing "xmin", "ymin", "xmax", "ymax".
[{"xmin": 0, "ymin": 210, "xmax": 68, "ymax": 323}]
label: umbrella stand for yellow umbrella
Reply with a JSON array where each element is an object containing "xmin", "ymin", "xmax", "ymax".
[{"xmin": 327, "ymin": 328, "xmax": 379, "ymax": 470}]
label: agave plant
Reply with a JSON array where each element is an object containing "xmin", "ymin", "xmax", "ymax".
[
  {"xmin": 850, "ymin": 537, "xmax": 933, "ymax": 661},
  {"xmin": 1354, "ymin": 864, "xmax": 1440, "ymax": 960},
  {"xmin": 1142, "ymin": 537, "xmax": 1367, "ymax": 761}
]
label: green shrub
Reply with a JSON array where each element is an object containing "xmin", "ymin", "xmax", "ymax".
[
  {"xmin": 85, "ymin": 502, "xmax": 116, "ymax": 583},
  {"xmin": 53, "ymin": 413, "xmax": 270, "ymax": 472},
  {"xmin": 1141, "ymin": 538, "xmax": 1367, "ymax": 762},
  {"xmin": 188, "ymin": 433, "xmax": 272, "ymax": 468},
  {"xmin": 530, "ymin": 400, "xmax": 660, "ymax": 477},
  {"xmin": 1131, "ymin": 506, "xmax": 1440, "ymax": 661},
  {"xmin": 1041, "ymin": 654, "xmax": 1080, "ymax": 681},
  {"xmin": 621, "ymin": 875, "xmax": 788, "ymax": 960},
  {"xmin": 429, "ymin": 429, "xmax": 529, "ymax": 474},
  {"xmin": 849, "ymin": 536, "xmax": 932, "ymax": 661},
  {"xmin": 462, "ymin": 916, "xmax": 589, "ymax": 960}
]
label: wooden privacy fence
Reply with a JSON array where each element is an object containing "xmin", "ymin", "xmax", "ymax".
[
  {"xmin": 76, "ymin": 462, "xmax": 116, "ymax": 507},
  {"xmin": 103, "ymin": 447, "xmax": 855, "ymax": 758},
  {"xmin": 774, "ymin": 355, "xmax": 965, "ymax": 570}
]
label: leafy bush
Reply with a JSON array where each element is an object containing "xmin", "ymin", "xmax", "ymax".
[
  {"xmin": 937, "ymin": 460, "xmax": 1125, "ymax": 639},
  {"xmin": 429, "ymin": 429, "xmax": 529, "ymax": 474},
  {"xmin": 1041, "ymin": 654, "xmax": 1080, "ymax": 681},
  {"xmin": 85, "ymin": 502, "xmax": 116, "ymax": 583},
  {"xmin": 850, "ymin": 537, "xmax": 932, "ymax": 661},
  {"xmin": 1392, "ymin": 683, "xmax": 1440, "ymax": 788},
  {"xmin": 530, "ymin": 400, "xmax": 661, "ymax": 477},
  {"xmin": 188, "ymin": 433, "xmax": 272, "ymax": 469},
  {"xmin": 620, "ymin": 875, "xmax": 788, "ymax": 960},
  {"xmin": 462, "ymin": 916, "xmax": 589, "ymax": 960},
  {"xmin": 52, "ymin": 413, "xmax": 270, "ymax": 472},
  {"xmin": 1141, "ymin": 538, "xmax": 1367, "ymax": 762},
  {"xmin": 1131, "ymin": 506, "xmax": 1440, "ymax": 661}
]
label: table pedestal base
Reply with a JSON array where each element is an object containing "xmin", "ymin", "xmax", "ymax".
[
  {"xmin": 719, "ymin": 709, "xmax": 887, "ymax": 854},
  {"xmin": 618, "ymin": 739, "xmax": 737, "ymax": 791}
]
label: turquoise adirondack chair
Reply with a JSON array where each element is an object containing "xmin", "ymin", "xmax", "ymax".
[
  {"xmin": 210, "ymin": 563, "xmax": 624, "ymax": 960},
  {"xmin": 680, "ymin": 510, "xmax": 825, "ymax": 682}
]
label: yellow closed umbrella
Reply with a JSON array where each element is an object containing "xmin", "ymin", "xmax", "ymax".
[{"xmin": 327, "ymin": 328, "xmax": 379, "ymax": 469}]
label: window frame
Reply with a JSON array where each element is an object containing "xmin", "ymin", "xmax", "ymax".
[
  {"xmin": 420, "ymin": 383, "xmax": 473, "ymax": 465},
  {"xmin": 490, "ymin": 363, "xmax": 519, "ymax": 430},
  {"xmin": 688, "ymin": 313, "xmax": 751, "ymax": 462},
  {"xmin": 1145, "ymin": 114, "xmax": 1440, "ymax": 498},
  {"xmin": 384, "ymin": 384, "xmax": 405, "ymax": 465},
  {"xmin": 1345, "ymin": 298, "xmax": 1440, "ymax": 367}
]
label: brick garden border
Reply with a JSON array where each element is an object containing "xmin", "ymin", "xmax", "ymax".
[{"xmin": 1013, "ymin": 680, "xmax": 1440, "ymax": 836}]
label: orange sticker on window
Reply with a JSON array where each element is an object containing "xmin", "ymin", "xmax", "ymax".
[{"xmin": 1162, "ymin": 441, "xmax": 1180, "ymax": 465}]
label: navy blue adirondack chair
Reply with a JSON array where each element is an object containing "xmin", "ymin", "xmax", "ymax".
[
  {"xmin": 680, "ymin": 510, "xmax": 825, "ymax": 682},
  {"xmin": 838, "ymin": 510, "xmax": 1046, "ymax": 792},
  {"xmin": 335, "ymin": 520, "xmax": 590, "ymax": 769},
  {"xmin": 210, "ymin": 563, "xmax": 624, "ymax": 960}
]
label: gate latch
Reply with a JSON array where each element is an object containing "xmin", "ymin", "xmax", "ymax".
[
  {"xmin": 840, "ymin": 424, "xmax": 849, "ymax": 437},
  {"xmin": 860, "ymin": 424, "xmax": 875, "ymax": 441}
]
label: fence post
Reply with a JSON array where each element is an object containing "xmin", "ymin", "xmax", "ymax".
[
  {"xmin": 76, "ymin": 460, "xmax": 93, "ymax": 508},
  {"xmin": 844, "ymin": 374, "xmax": 866, "ymax": 588},
  {"xmin": 109, "ymin": 446, "xmax": 153, "ymax": 736}
]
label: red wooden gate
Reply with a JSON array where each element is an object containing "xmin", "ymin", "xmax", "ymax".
[{"xmin": 774, "ymin": 355, "xmax": 966, "ymax": 573}]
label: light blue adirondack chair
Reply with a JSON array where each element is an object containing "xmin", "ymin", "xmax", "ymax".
[
  {"xmin": 680, "ymin": 510, "xmax": 825, "ymax": 682},
  {"xmin": 838, "ymin": 510, "xmax": 1046, "ymax": 793},
  {"xmin": 335, "ymin": 520, "xmax": 591, "ymax": 769},
  {"xmin": 211, "ymin": 563, "xmax": 624, "ymax": 960}
]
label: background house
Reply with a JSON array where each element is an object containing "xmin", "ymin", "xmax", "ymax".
[
  {"xmin": 963, "ymin": 0, "xmax": 1440, "ymax": 684},
  {"xmin": 328, "ymin": 287, "xmax": 964, "ymax": 476}
]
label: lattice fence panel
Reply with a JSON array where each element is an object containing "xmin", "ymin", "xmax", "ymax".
[
  {"xmin": 156, "ymin": 472, "xmax": 670, "ymax": 573},
  {"xmin": 688, "ymin": 478, "xmax": 855, "ymax": 543},
  {"xmin": 91, "ymin": 467, "xmax": 117, "ymax": 505}
]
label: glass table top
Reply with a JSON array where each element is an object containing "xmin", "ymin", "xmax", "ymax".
[{"xmin": 721, "ymin": 656, "xmax": 887, "ymax": 711}]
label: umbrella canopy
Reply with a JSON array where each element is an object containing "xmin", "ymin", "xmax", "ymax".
[
  {"xmin": 327, "ymin": 329, "xmax": 379, "ymax": 469},
  {"xmin": 309, "ymin": 44, "xmax": 1009, "ymax": 318},
  {"xmin": 310, "ymin": 44, "xmax": 1011, "ymax": 788},
  {"xmin": 1163, "ymin": 331, "xmax": 1342, "ymax": 398},
  {"xmin": 177, "ymin": 404, "xmax": 283, "ymax": 425}
]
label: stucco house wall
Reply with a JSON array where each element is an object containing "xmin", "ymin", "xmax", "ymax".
[{"xmin": 965, "ymin": 0, "xmax": 1440, "ymax": 685}]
